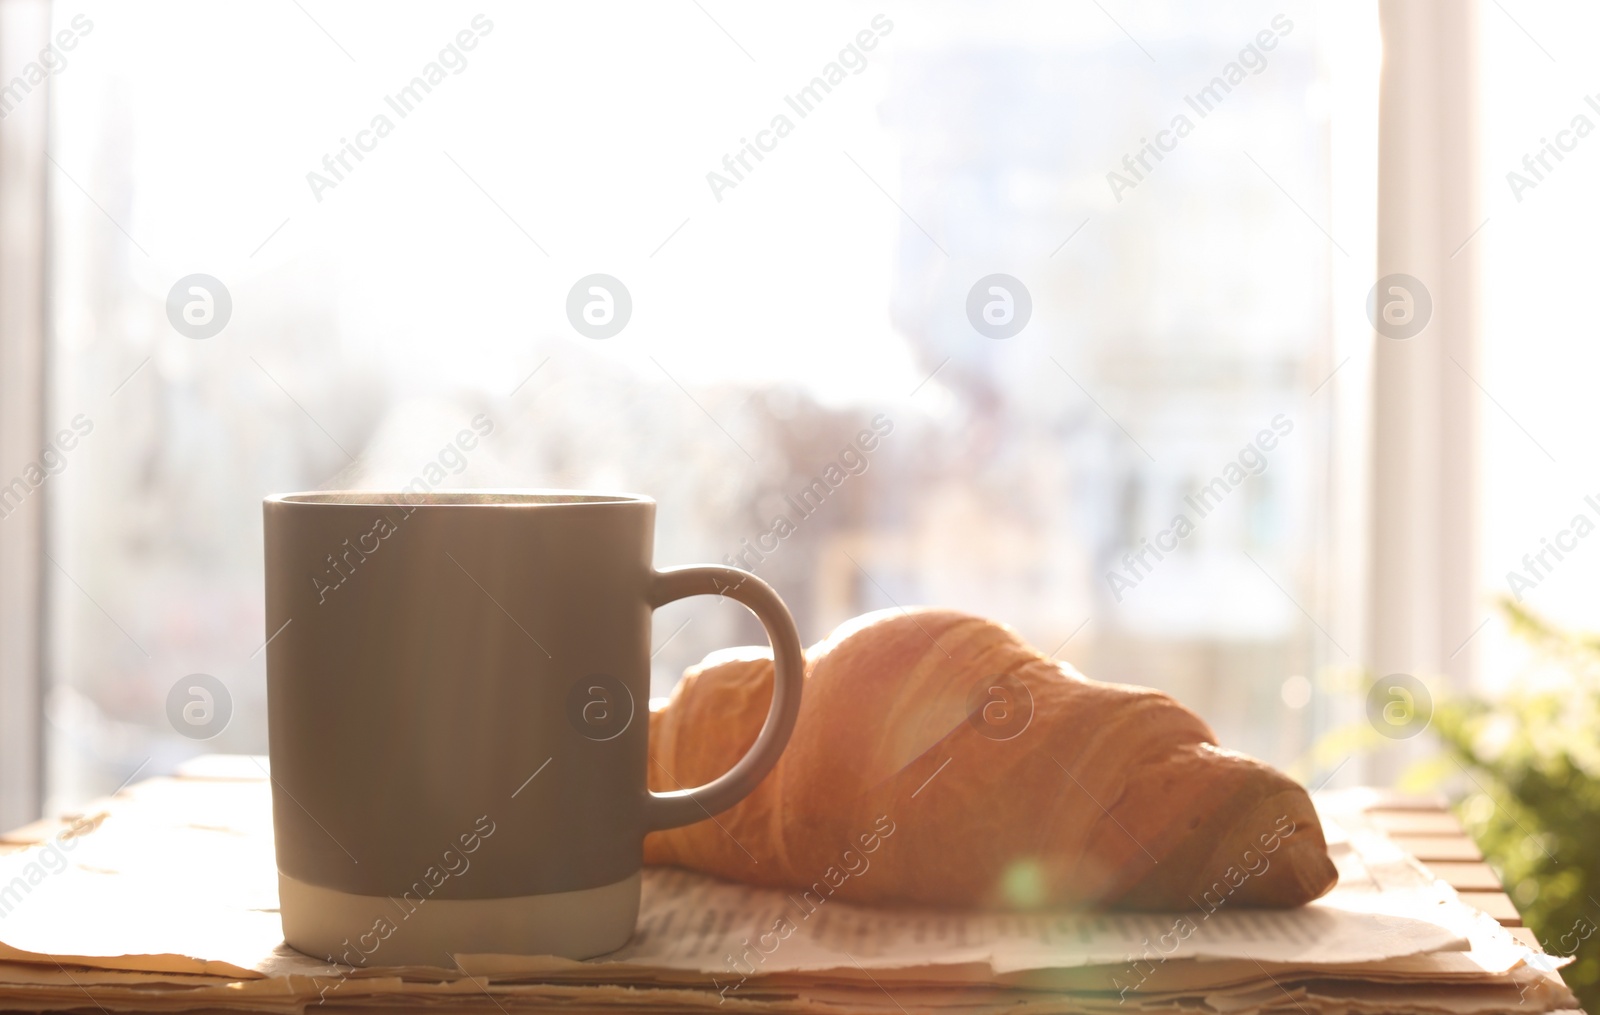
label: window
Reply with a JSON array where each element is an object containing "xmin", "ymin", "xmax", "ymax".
[{"xmin": 38, "ymin": 1, "xmax": 1378, "ymax": 813}]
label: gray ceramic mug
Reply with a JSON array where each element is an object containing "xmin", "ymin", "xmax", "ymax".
[{"xmin": 262, "ymin": 490, "xmax": 805, "ymax": 965}]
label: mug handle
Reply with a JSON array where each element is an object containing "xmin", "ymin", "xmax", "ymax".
[{"xmin": 643, "ymin": 564, "xmax": 805, "ymax": 832}]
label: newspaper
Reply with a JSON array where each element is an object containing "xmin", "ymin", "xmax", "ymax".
[{"xmin": 0, "ymin": 765, "xmax": 1577, "ymax": 1013}]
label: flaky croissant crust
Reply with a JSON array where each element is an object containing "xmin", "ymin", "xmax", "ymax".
[{"xmin": 646, "ymin": 607, "xmax": 1337, "ymax": 911}]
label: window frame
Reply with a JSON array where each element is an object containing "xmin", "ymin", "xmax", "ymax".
[
  {"xmin": 0, "ymin": 0, "xmax": 1484, "ymax": 822},
  {"xmin": 0, "ymin": 0, "xmax": 53, "ymax": 829}
]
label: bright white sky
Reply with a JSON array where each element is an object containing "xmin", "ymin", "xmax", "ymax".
[
  {"xmin": 58, "ymin": 2, "xmax": 919, "ymax": 404},
  {"xmin": 55, "ymin": 0, "xmax": 1157, "ymax": 411},
  {"xmin": 50, "ymin": 0, "xmax": 1249, "ymax": 408}
]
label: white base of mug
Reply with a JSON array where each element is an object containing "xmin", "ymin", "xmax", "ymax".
[{"xmin": 278, "ymin": 869, "xmax": 641, "ymax": 965}]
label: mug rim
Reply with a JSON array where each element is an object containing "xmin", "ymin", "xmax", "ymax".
[{"xmin": 265, "ymin": 488, "xmax": 654, "ymax": 508}]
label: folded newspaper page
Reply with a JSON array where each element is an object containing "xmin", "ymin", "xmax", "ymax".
[
  {"xmin": 0, "ymin": 774, "xmax": 1473, "ymax": 976},
  {"xmin": 0, "ymin": 765, "xmax": 1576, "ymax": 1013}
]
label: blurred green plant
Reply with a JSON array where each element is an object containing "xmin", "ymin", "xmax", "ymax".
[{"xmin": 1416, "ymin": 599, "xmax": 1600, "ymax": 1011}]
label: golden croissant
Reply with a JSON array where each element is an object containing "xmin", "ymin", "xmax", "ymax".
[{"xmin": 645, "ymin": 607, "xmax": 1338, "ymax": 910}]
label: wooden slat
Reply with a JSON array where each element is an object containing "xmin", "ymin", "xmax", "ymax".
[
  {"xmin": 0, "ymin": 814, "xmax": 67, "ymax": 847},
  {"xmin": 1359, "ymin": 790, "xmax": 1451, "ymax": 811},
  {"xmin": 1507, "ymin": 927, "xmax": 1546, "ymax": 950},
  {"xmin": 1367, "ymin": 810, "xmax": 1466, "ymax": 835},
  {"xmin": 0, "ymin": 810, "xmax": 95, "ymax": 855},
  {"xmin": 1458, "ymin": 890, "xmax": 1523, "ymax": 926},
  {"xmin": 1422, "ymin": 861, "xmax": 1504, "ymax": 892},
  {"xmin": 1390, "ymin": 834, "xmax": 1482, "ymax": 861}
]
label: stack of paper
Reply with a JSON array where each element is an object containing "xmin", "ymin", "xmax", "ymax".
[{"xmin": 0, "ymin": 768, "xmax": 1577, "ymax": 1013}]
